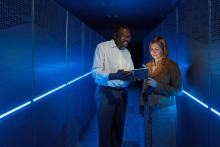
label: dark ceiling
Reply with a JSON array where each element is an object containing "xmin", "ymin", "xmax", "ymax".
[{"xmin": 55, "ymin": 0, "xmax": 180, "ymax": 43}]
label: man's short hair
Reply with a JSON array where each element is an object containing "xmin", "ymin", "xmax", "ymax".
[{"xmin": 113, "ymin": 24, "xmax": 130, "ymax": 34}]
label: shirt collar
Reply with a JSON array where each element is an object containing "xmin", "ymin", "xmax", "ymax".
[
  {"xmin": 110, "ymin": 39, "xmax": 127, "ymax": 51},
  {"xmin": 110, "ymin": 39, "xmax": 117, "ymax": 48}
]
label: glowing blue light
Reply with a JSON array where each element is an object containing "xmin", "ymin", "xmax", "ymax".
[
  {"xmin": 0, "ymin": 72, "xmax": 92, "ymax": 120},
  {"xmin": 33, "ymin": 72, "xmax": 92, "ymax": 102},
  {"xmin": 33, "ymin": 84, "xmax": 67, "ymax": 102},
  {"xmin": 67, "ymin": 72, "xmax": 92, "ymax": 85},
  {"xmin": 210, "ymin": 108, "xmax": 220, "ymax": 117},
  {"xmin": 183, "ymin": 90, "xmax": 209, "ymax": 109},
  {"xmin": 0, "ymin": 101, "xmax": 31, "ymax": 119}
]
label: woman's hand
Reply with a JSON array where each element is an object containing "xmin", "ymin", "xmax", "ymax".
[{"xmin": 145, "ymin": 77, "xmax": 157, "ymax": 88}]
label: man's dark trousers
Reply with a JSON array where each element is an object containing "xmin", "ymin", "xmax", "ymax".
[{"xmin": 95, "ymin": 85, "xmax": 128, "ymax": 147}]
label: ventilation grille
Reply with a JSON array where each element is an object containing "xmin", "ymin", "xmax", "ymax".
[
  {"xmin": 162, "ymin": 10, "xmax": 177, "ymax": 36},
  {"xmin": 178, "ymin": 0, "xmax": 209, "ymax": 44},
  {"xmin": 211, "ymin": 0, "xmax": 220, "ymax": 43},
  {"xmin": 34, "ymin": 0, "xmax": 66, "ymax": 44},
  {"xmin": 68, "ymin": 14, "xmax": 82, "ymax": 46},
  {"xmin": 0, "ymin": 0, "xmax": 31, "ymax": 30}
]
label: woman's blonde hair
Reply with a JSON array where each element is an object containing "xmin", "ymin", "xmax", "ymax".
[{"xmin": 149, "ymin": 36, "xmax": 168, "ymax": 57}]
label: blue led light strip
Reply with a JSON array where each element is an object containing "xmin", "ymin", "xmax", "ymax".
[
  {"xmin": 0, "ymin": 101, "xmax": 31, "ymax": 119},
  {"xmin": 67, "ymin": 72, "xmax": 92, "ymax": 85},
  {"xmin": 33, "ymin": 72, "xmax": 92, "ymax": 102},
  {"xmin": 210, "ymin": 108, "xmax": 220, "ymax": 117},
  {"xmin": 183, "ymin": 90, "xmax": 209, "ymax": 108},
  {"xmin": 183, "ymin": 90, "xmax": 220, "ymax": 117},
  {"xmin": 0, "ymin": 72, "xmax": 92, "ymax": 120},
  {"xmin": 33, "ymin": 84, "xmax": 67, "ymax": 102}
]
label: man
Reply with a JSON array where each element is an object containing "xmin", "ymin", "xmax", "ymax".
[{"xmin": 92, "ymin": 24, "xmax": 134, "ymax": 147}]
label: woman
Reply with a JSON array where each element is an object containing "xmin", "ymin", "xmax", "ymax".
[{"xmin": 140, "ymin": 36, "xmax": 183, "ymax": 147}]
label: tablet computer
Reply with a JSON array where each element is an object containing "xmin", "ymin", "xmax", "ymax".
[{"xmin": 130, "ymin": 68, "xmax": 148, "ymax": 81}]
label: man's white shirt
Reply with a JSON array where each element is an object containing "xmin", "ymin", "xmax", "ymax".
[{"xmin": 92, "ymin": 39, "xmax": 134, "ymax": 88}]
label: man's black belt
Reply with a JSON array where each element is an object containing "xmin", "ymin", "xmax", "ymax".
[{"xmin": 98, "ymin": 85, "xmax": 126, "ymax": 91}]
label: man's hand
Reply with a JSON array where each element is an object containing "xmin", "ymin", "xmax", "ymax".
[{"xmin": 109, "ymin": 69, "xmax": 132, "ymax": 80}]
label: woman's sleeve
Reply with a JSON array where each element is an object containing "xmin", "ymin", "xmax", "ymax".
[{"xmin": 154, "ymin": 63, "xmax": 183, "ymax": 97}]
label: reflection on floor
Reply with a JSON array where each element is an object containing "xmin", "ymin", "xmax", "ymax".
[{"xmin": 79, "ymin": 86, "xmax": 145, "ymax": 147}]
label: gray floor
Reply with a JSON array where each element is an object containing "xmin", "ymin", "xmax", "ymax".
[{"xmin": 79, "ymin": 86, "xmax": 145, "ymax": 147}]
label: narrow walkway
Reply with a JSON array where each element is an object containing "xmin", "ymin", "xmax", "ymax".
[{"xmin": 79, "ymin": 86, "xmax": 145, "ymax": 147}]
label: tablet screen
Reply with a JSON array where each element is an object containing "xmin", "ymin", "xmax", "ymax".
[{"xmin": 130, "ymin": 68, "xmax": 148, "ymax": 80}]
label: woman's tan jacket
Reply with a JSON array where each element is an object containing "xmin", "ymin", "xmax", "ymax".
[{"xmin": 141, "ymin": 58, "xmax": 183, "ymax": 107}]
